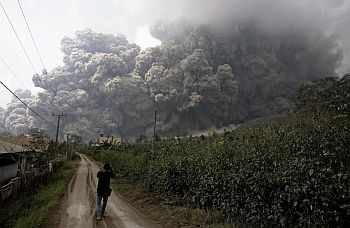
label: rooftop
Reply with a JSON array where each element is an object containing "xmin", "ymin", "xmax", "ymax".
[{"xmin": 0, "ymin": 139, "xmax": 27, "ymax": 154}]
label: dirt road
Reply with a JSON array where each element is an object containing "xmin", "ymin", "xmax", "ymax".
[{"xmin": 54, "ymin": 154, "xmax": 160, "ymax": 228}]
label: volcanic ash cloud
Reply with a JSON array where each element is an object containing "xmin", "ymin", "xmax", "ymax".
[{"xmin": 2, "ymin": 9, "xmax": 344, "ymax": 138}]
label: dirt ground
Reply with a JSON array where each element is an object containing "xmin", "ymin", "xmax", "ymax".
[{"xmin": 42, "ymin": 154, "xmax": 161, "ymax": 228}]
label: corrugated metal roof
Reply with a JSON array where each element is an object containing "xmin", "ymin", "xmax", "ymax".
[{"xmin": 0, "ymin": 140, "xmax": 27, "ymax": 154}]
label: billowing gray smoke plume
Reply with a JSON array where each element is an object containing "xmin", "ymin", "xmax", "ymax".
[
  {"xmin": 29, "ymin": 29, "xmax": 238, "ymax": 138},
  {"xmin": 1, "ymin": 89, "xmax": 33, "ymax": 135},
  {"xmin": 1, "ymin": 0, "xmax": 348, "ymax": 139},
  {"xmin": 0, "ymin": 107, "xmax": 5, "ymax": 133}
]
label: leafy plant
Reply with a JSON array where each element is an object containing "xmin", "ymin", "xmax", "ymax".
[{"xmin": 83, "ymin": 74, "xmax": 350, "ymax": 226}]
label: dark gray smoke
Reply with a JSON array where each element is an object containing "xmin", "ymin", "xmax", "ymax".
[
  {"xmin": 1, "ymin": 89, "xmax": 33, "ymax": 135},
  {"xmin": 148, "ymin": 19, "xmax": 341, "ymax": 120},
  {"xmin": 1, "ymin": 0, "xmax": 348, "ymax": 139},
  {"xmin": 0, "ymin": 107, "xmax": 5, "ymax": 133},
  {"xmin": 30, "ymin": 29, "xmax": 238, "ymax": 138}
]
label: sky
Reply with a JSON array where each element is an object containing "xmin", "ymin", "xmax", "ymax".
[
  {"xmin": 1, "ymin": 0, "xmax": 350, "ymax": 108},
  {"xmin": 0, "ymin": 0, "xmax": 161, "ymax": 108}
]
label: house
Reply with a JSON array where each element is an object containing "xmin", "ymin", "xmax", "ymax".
[
  {"xmin": 0, "ymin": 154, "xmax": 19, "ymax": 185},
  {"xmin": 0, "ymin": 139, "xmax": 24, "ymax": 185},
  {"xmin": 0, "ymin": 138, "xmax": 52, "ymax": 201}
]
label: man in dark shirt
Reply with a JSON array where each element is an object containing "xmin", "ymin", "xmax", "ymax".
[{"xmin": 96, "ymin": 162, "xmax": 115, "ymax": 220}]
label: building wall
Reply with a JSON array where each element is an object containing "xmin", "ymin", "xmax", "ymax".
[{"xmin": 0, "ymin": 162, "xmax": 18, "ymax": 185}]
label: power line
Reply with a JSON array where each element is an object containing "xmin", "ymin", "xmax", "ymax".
[
  {"xmin": 0, "ymin": 81, "xmax": 49, "ymax": 122},
  {"xmin": 17, "ymin": 0, "xmax": 45, "ymax": 69},
  {"xmin": 0, "ymin": 0, "xmax": 38, "ymax": 74},
  {"xmin": 0, "ymin": 56, "xmax": 27, "ymax": 88}
]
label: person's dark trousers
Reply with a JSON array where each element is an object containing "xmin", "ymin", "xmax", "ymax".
[{"xmin": 96, "ymin": 193, "xmax": 108, "ymax": 218}]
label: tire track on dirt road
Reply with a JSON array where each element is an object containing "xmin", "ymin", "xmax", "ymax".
[
  {"xmin": 52, "ymin": 154, "xmax": 161, "ymax": 228},
  {"xmin": 58, "ymin": 154, "xmax": 94, "ymax": 228}
]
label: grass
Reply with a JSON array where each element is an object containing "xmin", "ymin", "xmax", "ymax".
[{"xmin": 0, "ymin": 160, "xmax": 76, "ymax": 228}]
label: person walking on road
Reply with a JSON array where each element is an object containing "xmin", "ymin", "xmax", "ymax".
[{"xmin": 96, "ymin": 162, "xmax": 115, "ymax": 221}]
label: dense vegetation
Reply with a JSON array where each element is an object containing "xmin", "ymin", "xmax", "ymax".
[{"xmin": 84, "ymin": 74, "xmax": 350, "ymax": 226}]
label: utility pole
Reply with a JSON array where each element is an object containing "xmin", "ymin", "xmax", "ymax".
[
  {"xmin": 66, "ymin": 133, "xmax": 71, "ymax": 160},
  {"xmin": 152, "ymin": 110, "xmax": 157, "ymax": 153},
  {"xmin": 52, "ymin": 113, "xmax": 66, "ymax": 143}
]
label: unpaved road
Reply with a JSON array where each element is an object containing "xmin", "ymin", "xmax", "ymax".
[{"xmin": 51, "ymin": 154, "xmax": 160, "ymax": 228}]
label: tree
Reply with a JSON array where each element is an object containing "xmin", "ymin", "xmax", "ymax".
[{"xmin": 28, "ymin": 128, "xmax": 49, "ymax": 152}]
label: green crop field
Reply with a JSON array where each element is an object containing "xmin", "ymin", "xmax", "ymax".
[{"xmin": 84, "ymin": 75, "xmax": 350, "ymax": 227}]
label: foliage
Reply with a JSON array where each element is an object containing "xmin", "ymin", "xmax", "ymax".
[
  {"xmin": 68, "ymin": 134, "xmax": 83, "ymax": 147},
  {"xmin": 27, "ymin": 128, "xmax": 50, "ymax": 151},
  {"xmin": 84, "ymin": 75, "xmax": 350, "ymax": 226},
  {"xmin": 293, "ymin": 74, "xmax": 350, "ymax": 117}
]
